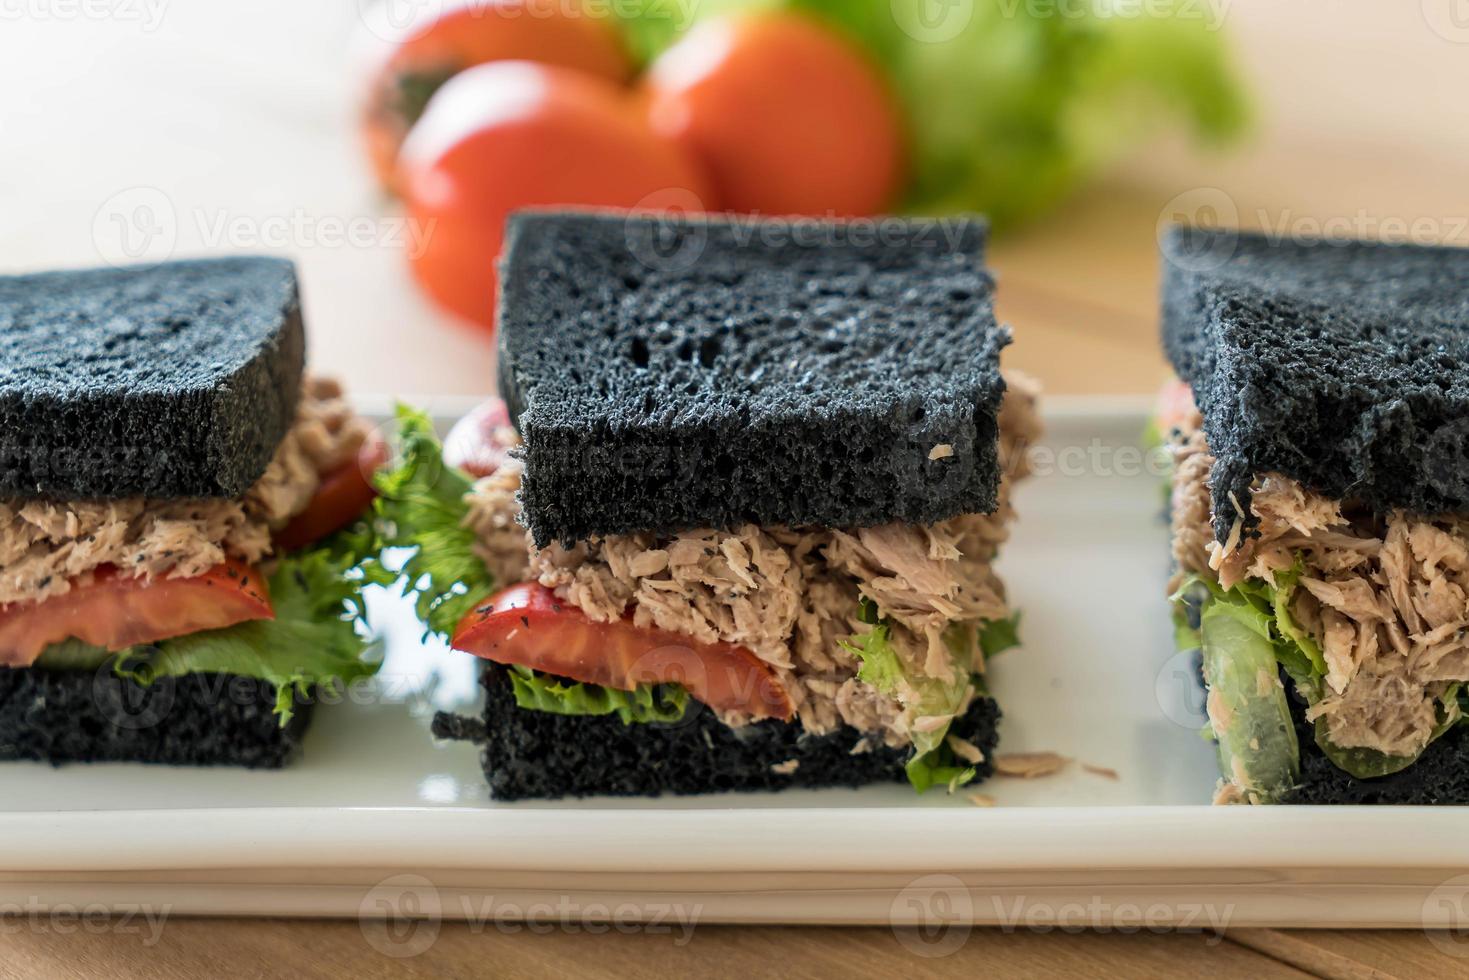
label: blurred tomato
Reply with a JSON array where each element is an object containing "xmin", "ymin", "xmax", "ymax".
[
  {"xmin": 443, "ymin": 398, "xmax": 516, "ymax": 478},
  {"xmin": 400, "ymin": 61, "xmax": 715, "ymax": 330},
  {"xmin": 642, "ymin": 12, "xmax": 905, "ymax": 217},
  {"xmin": 362, "ymin": 0, "xmax": 631, "ymax": 192},
  {"xmin": 1155, "ymin": 379, "xmax": 1198, "ymax": 435}
]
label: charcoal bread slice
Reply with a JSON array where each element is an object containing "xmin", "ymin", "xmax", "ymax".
[
  {"xmin": 1161, "ymin": 226, "xmax": 1469, "ymax": 540},
  {"xmin": 497, "ymin": 210, "xmax": 1007, "ymax": 547},
  {"xmin": 433, "ymin": 662, "xmax": 1000, "ymax": 800},
  {"xmin": 0, "ymin": 668, "xmax": 313, "ymax": 769},
  {"xmin": 0, "ymin": 257, "xmax": 306, "ymax": 500}
]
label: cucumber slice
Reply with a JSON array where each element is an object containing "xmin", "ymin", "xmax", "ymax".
[{"xmin": 1199, "ymin": 599, "xmax": 1300, "ymax": 802}]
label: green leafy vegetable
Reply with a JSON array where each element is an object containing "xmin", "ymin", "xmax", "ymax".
[
  {"xmin": 35, "ymin": 531, "xmax": 384, "ymax": 725},
  {"xmin": 906, "ymin": 739, "xmax": 977, "ymax": 796},
  {"xmin": 507, "ymin": 665, "xmax": 689, "ymax": 724},
  {"xmin": 33, "ymin": 639, "xmax": 120, "ymax": 672},
  {"xmin": 842, "ymin": 613, "xmax": 1001, "ymax": 793},
  {"xmin": 1268, "ymin": 559, "xmax": 1326, "ymax": 678},
  {"xmin": 374, "ymin": 405, "xmax": 497, "ymax": 639},
  {"xmin": 979, "ymin": 613, "xmax": 1022, "ymax": 659},
  {"xmin": 616, "ymin": 0, "xmax": 1248, "ymax": 228}
]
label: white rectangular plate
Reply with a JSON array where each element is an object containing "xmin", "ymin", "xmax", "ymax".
[{"xmin": 2, "ymin": 402, "xmax": 1466, "ymax": 930}]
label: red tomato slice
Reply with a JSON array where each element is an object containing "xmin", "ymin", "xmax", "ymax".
[
  {"xmin": 443, "ymin": 398, "xmax": 515, "ymax": 479},
  {"xmin": 0, "ymin": 560, "xmax": 274, "ymax": 668},
  {"xmin": 275, "ymin": 436, "xmax": 389, "ymax": 553},
  {"xmin": 452, "ymin": 583, "xmax": 795, "ymax": 721}
]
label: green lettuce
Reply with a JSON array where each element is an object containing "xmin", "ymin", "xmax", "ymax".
[
  {"xmin": 842, "ymin": 600, "xmax": 1003, "ymax": 793},
  {"xmin": 376, "ymin": 405, "xmax": 685, "ymax": 716},
  {"xmin": 34, "ymin": 529, "xmax": 385, "ymax": 724},
  {"xmin": 1268, "ymin": 559, "xmax": 1326, "ymax": 679},
  {"xmin": 979, "ymin": 613, "xmax": 1022, "ymax": 659},
  {"xmin": 373, "ymin": 405, "xmax": 497, "ymax": 640},
  {"xmin": 507, "ymin": 665, "xmax": 688, "ymax": 724},
  {"xmin": 616, "ymin": 0, "xmax": 1247, "ymax": 228}
]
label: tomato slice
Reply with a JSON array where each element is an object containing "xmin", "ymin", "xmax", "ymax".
[
  {"xmin": 275, "ymin": 435, "xmax": 389, "ymax": 553},
  {"xmin": 452, "ymin": 583, "xmax": 795, "ymax": 721},
  {"xmin": 442, "ymin": 397, "xmax": 515, "ymax": 479},
  {"xmin": 0, "ymin": 560, "xmax": 274, "ymax": 668}
]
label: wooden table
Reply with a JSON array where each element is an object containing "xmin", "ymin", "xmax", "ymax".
[
  {"xmin": 6, "ymin": 918, "xmax": 1469, "ymax": 978},
  {"xmin": 5, "ymin": 1, "xmax": 1469, "ymax": 976}
]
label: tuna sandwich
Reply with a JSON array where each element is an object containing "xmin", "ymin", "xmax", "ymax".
[
  {"xmin": 0, "ymin": 258, "xmax": 384, "ymax": 768},
  {"xmin": 380, "ymin": 211, "xmax": 1041, "ymax": 800},
  {"xmin": 1161, "ymin": 227, "xmax": 1469, "ymax": 804}
]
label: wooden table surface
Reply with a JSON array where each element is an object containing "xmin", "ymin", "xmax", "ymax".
[{"xmin": 5, "ymin": 1, "xmax": 1469, "ymax": 976}]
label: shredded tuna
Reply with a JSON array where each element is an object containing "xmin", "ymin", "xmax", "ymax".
[
  {"xmin": 993, "ymin": 751, "xmax": 1070, "ymax": 778},
  {"xmin": 0, "ymin": 378, "xmax": 370, "ymax": 606},
  {"xmin": 946, "ymin": 735, "xmax": 986, "ymax": 765},
  {"xmin": 461, "ymin": 372, "xmax": 1042, "ymax": 745},
  {"xmin": 1082, "ymin": 763, "xmax": 1120, "ymax": 780},
  {"xmin": 1170, "ymin": 407, "xmax": 1469, "ymax": 760},
  {"xmin": 1212, "ymin": 780, "xmax": 1249, "ymax": 806},
  {"xmin": 462, "ymin": 459, "xmax": 533, "ymax": 588}
]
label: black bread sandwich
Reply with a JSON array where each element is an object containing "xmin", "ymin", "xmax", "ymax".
[
  {"xmin": 383, "ymin": 210, "xmax": 1041, "ymax": 800},
  {"xmin": 0, "ymin": 258, "xmax": 385, "ymax": 768},
  {"xmin": 1160, "ymin": 226, "xmax": 1469, "ymax": 804}
]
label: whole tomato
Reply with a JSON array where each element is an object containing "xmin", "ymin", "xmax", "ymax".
[
  {"xmin": 642, "ymin": 12, "xmax": 906, "ymax": 217},
  {"xmin": 362, "ymin": 0, "xmax": 631, "ymax": 192},
  {"xmin": 400, "ymin": 61, "xmax": 715, "ymax": 330}
]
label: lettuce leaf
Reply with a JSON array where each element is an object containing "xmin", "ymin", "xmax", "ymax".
[
  {"xmin": 1172, "ymin": 570, "xmax": 1319, "ymax": 686},
  {"xmin": 616, "ymin": 0, "xmax": 1247, "ymax": 228},
  {"xmin": 842, "ymin": 612, "xmax": 995, "ymax": 793},
  {"xmin": 1268, "ymin": 559, "xmax": 1327, "ymax": 678},
  {"xmin": 979, "ymin": 613, "xmax": 1022, "ymax": 659},
  {"xmin": 507, "ymin": 665, "xmax": 688, "ymax": 724},
  {"xmin": 373, "ymin": 405, "xmax": 496, "ymax": 640},
  {"xmin": 35, "ymin": 529, "xmax": 384, "ymax": 725},
  {"xmin": 376, "ymin": 405, "xmax": 682, "ymax": 718}
]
